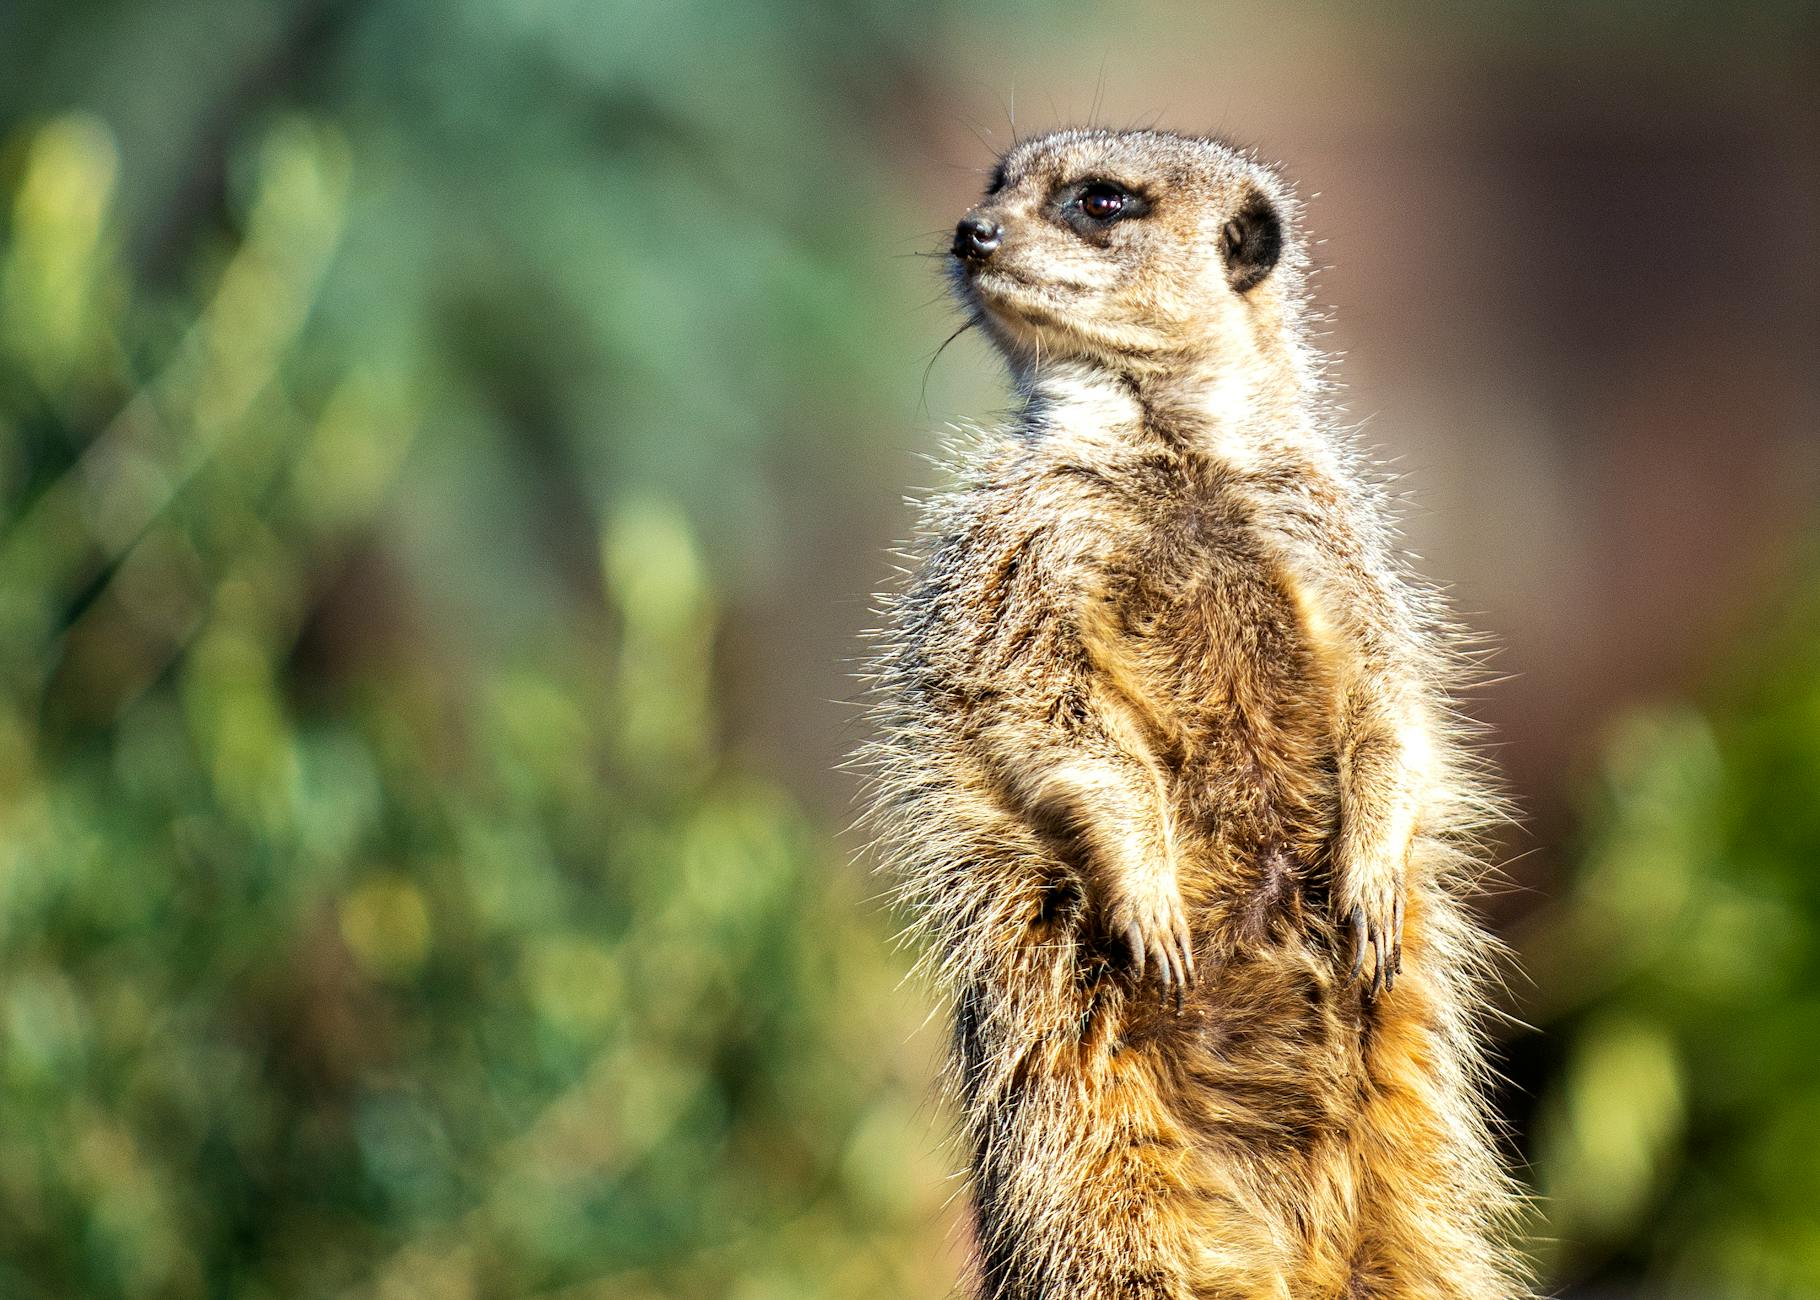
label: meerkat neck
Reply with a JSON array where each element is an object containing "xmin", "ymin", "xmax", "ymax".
[
  {"xmin": 1017, "ymin": 357, "xmax": 1320, "ymax": 468},
  {"xmin": 1019, "ymin": 361, "xmax": 1143, "ymax": 439}
]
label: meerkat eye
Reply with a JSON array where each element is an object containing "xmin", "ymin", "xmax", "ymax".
[
  {"xmin": 1079, "ymin": 182, "xmax": 1129, "ymax": 220},
  {"xmin": 1055, "ymin": 180, "xmax": 1149, "ymax": 239}
]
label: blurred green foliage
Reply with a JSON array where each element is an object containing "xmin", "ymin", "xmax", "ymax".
[
  {"xmin": 0, "ymin": 108, "xmax": 951, "ymax": 1300},
  {"xmin": 0, "ymin": 0, "xmax": 1022, "ymax": 1292},
  {"xmin": 1528, "ymin": 598, "xmax": 1820, "ymax": 1297}
]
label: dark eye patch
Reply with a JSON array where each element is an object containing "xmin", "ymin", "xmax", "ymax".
[
  {"xmin": 986, "ymin": 162, "xmax": 1008, "ymax": 195},
  {"xmin": 1052, "ymin": 177, "xmax": 1151, "ymax": 241}
]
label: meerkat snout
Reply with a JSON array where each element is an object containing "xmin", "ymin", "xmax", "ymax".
[{"xmin": 953, "ymin": 213, "xmax": 1003, "ymax": 261}]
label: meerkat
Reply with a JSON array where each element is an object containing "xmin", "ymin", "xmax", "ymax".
[{"xmin": 858, "ymin": 129, "xmax": 1527, "ymax": 1300}]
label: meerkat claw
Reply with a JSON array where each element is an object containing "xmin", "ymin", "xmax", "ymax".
[{"xmin": 1348, "ymin": 907, "xmax": 1369, "ymax": 983}]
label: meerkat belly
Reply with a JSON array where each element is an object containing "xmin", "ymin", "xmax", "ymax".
[{"xmin": 1122, "ymin": 549, "xmax": 1342, "ymax": 876}]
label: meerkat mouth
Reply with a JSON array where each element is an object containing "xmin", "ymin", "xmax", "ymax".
[
  {"xmin": 967, "ymin": 272, "xmax": 1133, "ymax": 360},
  {"xmin": 966, "ymin": 264, "xmax": 1040, "ymax": 295},
  {"xmin": 965, "ymin": 268, "xmax": 1073, "ymax": 326},
  {"xmin": 968, "ymin": 265, "xmax": 1100, "ymax": 299}
]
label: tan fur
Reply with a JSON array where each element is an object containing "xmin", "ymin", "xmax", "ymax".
[{"xmin": 858, "ymin": 129, "xmax": 1527, "ymax": 1299}]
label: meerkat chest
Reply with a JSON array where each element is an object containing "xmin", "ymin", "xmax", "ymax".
[
  {"xmin": 943, "ymin": 443, "xmax": 1345, "ymax": 714},
  {"xmin": 1094, "ymin": 470, "xmax": 1337, "ymax": 709}
]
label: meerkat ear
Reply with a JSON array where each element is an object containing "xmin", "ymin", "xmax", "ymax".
[{"xmin": 1221, "ymin": 192, "xmax": 1282, "ymax": 294}]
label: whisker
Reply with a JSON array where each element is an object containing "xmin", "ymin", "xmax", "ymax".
[
  {"xmin": 959, "ymin": 114, "xmax": 999, "ymax": 157},
  {"xmin": 921, "ymin": 315, "xmax": 982, "ymax": 414}
]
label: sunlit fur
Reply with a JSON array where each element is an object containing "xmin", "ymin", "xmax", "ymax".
[{"xmin": 857, "ymin": 129, "xmax": 1528, "ymax": 1299}]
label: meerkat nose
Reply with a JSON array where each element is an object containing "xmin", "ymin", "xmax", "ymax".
[{"xmin": 952, "ymin": 214, "xmax": 1003, "ymax": 262}]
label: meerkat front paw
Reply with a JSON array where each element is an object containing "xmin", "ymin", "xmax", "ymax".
[
  {"xmin": 1335, "ymin": 856, "xmax": 1405, "ymax": 1000},
  {"xmin": 1106, "ymin": 872, "xmax": 1196, "ymax": 1008}
]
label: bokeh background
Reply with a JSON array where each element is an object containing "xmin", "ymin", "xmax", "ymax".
[{"xmin": 1, "ymin": 1, "xmax": 1817, "ymax": 1296}]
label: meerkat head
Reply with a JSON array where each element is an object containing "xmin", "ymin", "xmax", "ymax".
[{"xmin": 949, "ymin": 129, "xmax": 1301, "ymax": 380}]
